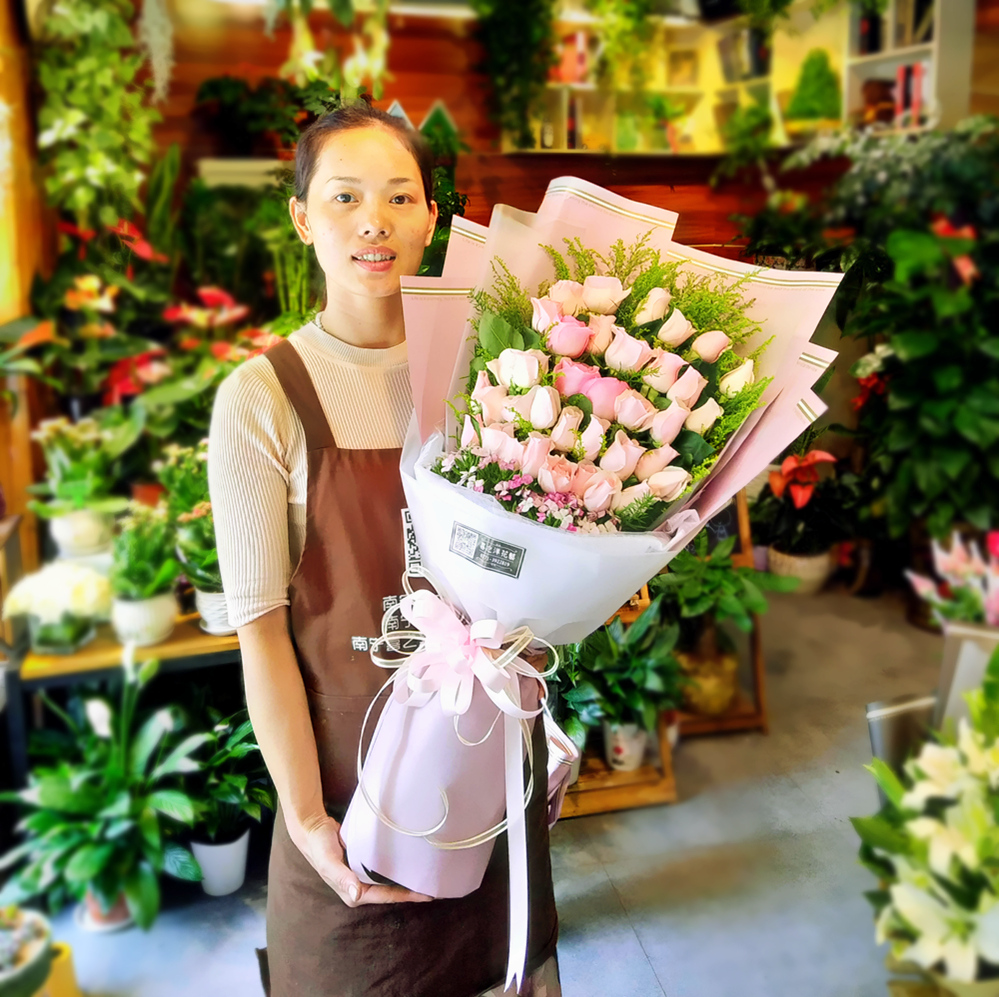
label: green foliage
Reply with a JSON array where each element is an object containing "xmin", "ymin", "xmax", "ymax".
[
  {"xmin": 153, "ymin": 441, "xmax": 208, "ymax": 519},
  {"xmin": 714, "ymin": 99, "xmax": 774, "ymax": 184},
  {"xmin": 671, "ymin": 272, "xmax": 761, "ymax": 347},
  {"xmin": 0, "ymin": 661, "xmax": 203, "ymax": 927},
  {"xmin": 471, "ymin": 259, "xmax": 534, "ymax": 333},
  {"xmin": 470, "ymin": 0, "xmax": 558, "ymax": 149},
  {"xmin": 250, "ymin": 184, "xmax": 319, "ymax": 317},
  {"xmin": 110, "ymin": 503, "xmax": 181, "ymax": 601},
  {"xmin": 705, "ymin": 376, "xmax": 773, "ymax": 451},
  {"xmin": 750, "ymin": 473, "xmax": 853, "ymax": 556},
  {"xmin": 175, "ymin": 504, "xmax": 221, "ymax": 593},
  {"xmin": 585, "ymin": 0, "xmax": 655, "ymax": 90},
  {"xmin": 785, "ymin": 49, "xmax": 841, "ymax": 121},
  {"xmin": 737, "ymin": 0, "xmax": 794, "ymax": 35},
  {"xmin": 432, "ymin": 167, "xmax": 470, "ymax": 230},
  {"xmin": 562, "ymin": 237, "xmax": 599, "ymax": 282}
]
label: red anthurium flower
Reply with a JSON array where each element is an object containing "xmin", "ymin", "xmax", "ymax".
[
  {"xmin": 102, "ymin": 350, "xmax": 169, "ymax": 405},
  {"xmin": 769, "ymin": 450, "xmax": 836, "ymax": 509},
  {"xmin": 851, "ymin": 373, "xmax": 887, "ymax": 412},
  {"xmin": 57, "ymin": 221, "xmax": 96, "ymax": 259},
  {"xmin": 109, "ymin": 219, "xmax": 142, "ymax": 240},
  {"xmin": 210, "ymin": 342, "xmax": 234, "ymax": 361},
  {"xmin": 17, "ymin": 321, "xmax": 59, "ymax": 349},
  {"xmin": 179, "ymin": 336, "xmax": 202, "ymax": 351},
  {"xmin": 108, "ymin": 218, "xmax": 169, "ymax": 265},
  {"xmin": 198, "ymin": 287, "xmax": 237, "ymax": 310},
  {"xmin": 930, "ymin": 216, "xmax": 977, "ymax": 241},
  {"xmin": 953, "ymin": 255, "xmax": 979, "ymax": 286}
]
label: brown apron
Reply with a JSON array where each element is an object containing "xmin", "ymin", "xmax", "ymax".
[{"xmin": 261, "ymin": 340, "xmax": 558, "ymax": 997}]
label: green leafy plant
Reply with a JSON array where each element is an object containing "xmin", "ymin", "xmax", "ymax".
[
  {"xmin": 110, "ymin": 502, "xmax": 181, "ymax": 601},
  {"xmin": 785, "ymin": 49, "xmax": 841, "ymax": 121},
  {"xmin": 586, "ymin": 0, "xmax": 654, "ymax": 90},
  {"xmin": 175, "ymin": 503, "xmax": 222, "ymax": 594},
  {"xmin": 0, "ymin": 658, "xmax": 204, "ymax": 927},
  {"xmin": 564, "ymin": 597, "xmax": 684, "ymax": 733},
  {"xmin": 153, "ymin": 441, "xmax": 208, "ymax": 520},
  {"xmin": 191, "ymin": 711, "xmax": 275, "ymax": 844}
]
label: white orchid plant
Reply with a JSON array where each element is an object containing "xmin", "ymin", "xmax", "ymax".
[
  {"xmin": 906, "ymin": 531, "xmax": 999, "ymax": 630},
  {"xmin": 854, "ymin": 646, "xmax": 999, "ymax": 984}
]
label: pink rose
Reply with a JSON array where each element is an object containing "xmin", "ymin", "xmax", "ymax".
[
  {"xmin": 548, "ymin": 279, "xmax": 585, "ymax": 316},
  {"xmin": 647, "ymin": 466, "xmax": 692, "ymax": 501},
  {"xmin": 461, "ymin": 415, "xmax": 482, "ymax": 448},
  {"xmin": 587, "ymin": 314, "xmax": 616, "ymax": 355},
  {"xmin": 657, "ymin": 308, "xmax": 695, "ymax": 348},
  {"xmin": 582, "ymin": 468, "xmax": 623, "ymax": 513},
  {"xmin": 480, "ymin": 422, "xmax": 516, "ymax": 456},
  {"xmin": 531, "ymin": 296, "xmax": 563, "ymax": 334},
  {"xmin": 641, "ymin": 349, "xmax": 687, "ymax": 393},
  {"xmin": 583, "ymin": 374, "xmax": 630, "ymax": 422},
  {"xmin": 521, "ymin": 433, "xmax": 552, "ymax": 478},
  {"xmin": 546, "ymin": 316, "xmax": 592, "ymax": 359},
  {"xmin": 649, "ymin": 402, "xmax": 690, "ymax": 446},
  {"xmin": 498, "ymin": 434, "xmax": 526, "ymax": 468},
  {"xmin": 550, "ymin": 405, "xmax": 584, "ymax": 451},
  {"xmin": 612, "ymin": 481, "xmax": 652, "ymax": 513},
  {"xmin": 471, "ymin": 369, "xmax": 509, "ymax": 425},
  {"xmin": 553, "ymin": 358, "xmax": 601, "ymax": 397},
  {"xmin": 604, "ymin": 326, "xmax": 655, "ymax": 373},
  {"xmin": 538, "ymin": 454, "xmax": 577, "ymax": 494},
  {"xmin": 691, "ymin": 330, "xmax": 731, "ymax": 364},
  {"xmin": 635, "ymin": 445, "xmax": 680, "ymax": 481},
  {"xmin": 666, "ymin": 365, "xmax": 708, "ymax": 409},
  {"xmin": 581, "ymin": 275, "xmax": 630, "ymax": 315},
  {"xmin": 570, "ymin": 461, "xmax": 599, "ymax": 498},
  {"xmin": 613, "ymin": 389, "xmax": 657, "ymax": 432},
  {"xmin": 599, "ymin": 430, "xmax": 645, "ymax": 481},
  {"xmin": 578, "ymin": 416, "xmax": 608, "ymax": 461}
]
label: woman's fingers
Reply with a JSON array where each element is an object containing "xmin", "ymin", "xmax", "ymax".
[{"xmin": 355, "ymin": 884, "xmax": 434, "ymax": 905}]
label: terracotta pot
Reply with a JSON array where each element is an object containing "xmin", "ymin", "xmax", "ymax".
[
  {"xmin": 84, "ymin": 889, "xmax": 131, "ymax": 928},
  {"xmin": 766, "ymin": 546, "xmax": 834, "ymax": 595},
  {"xmin": 676, "ymin": 649, "xmax": 738, "ymax": 716}
]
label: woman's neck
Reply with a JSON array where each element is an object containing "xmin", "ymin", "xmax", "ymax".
[{"xmin": 317, "ymin": 287, "xmax": 405, "ymax": 351}]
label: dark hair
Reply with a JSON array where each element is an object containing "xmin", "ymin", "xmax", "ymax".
[{"xmin": 294, "ymin": 98, "xmax": 435, "ymax": 207}]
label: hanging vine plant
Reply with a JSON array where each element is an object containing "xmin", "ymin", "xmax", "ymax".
[
  {"xmin": 587, "ymin": 0, "xmax": 655, "ymax": 91},
  {"xmin": 470, "ymin": 0, "xmax": 558, "ymax": 150}
]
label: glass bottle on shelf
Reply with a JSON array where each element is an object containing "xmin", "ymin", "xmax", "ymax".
[{"xmin": 541, "ymin": 115, "xmax": 555, "ymax": 150}]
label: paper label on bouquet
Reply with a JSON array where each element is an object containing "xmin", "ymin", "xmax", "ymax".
[
  {"xmin": 449, "ymin": 523, "xmax": 526, "ymax": 579},
  {"xmin": 402, "ymin": 508, "xmax": 422, "ymax": 573}
]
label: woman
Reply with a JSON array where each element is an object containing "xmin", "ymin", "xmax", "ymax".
[{"xmin": 208, "ymin": 101, "xmax": 560, "ymax": 997}]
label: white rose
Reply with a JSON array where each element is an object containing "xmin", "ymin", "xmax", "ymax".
[
  {"xmin": 719, "ymin": 358, "xmax": 755, "ymax": 398},
  {"xmin": 633, "ymin": 287, "xmax": 671, "ymax": 327},
  {"xmin": 549, "ymin": 406, "xmax": 584, "ymax": 451},
  {"xmin": 548, "ymin": 280, "xmax": 585, "ymax": 316},
  {"xmin": 647, "ymin": 466, "xmax": 693, "ymax": 501},
  {"xmin": 486, "ymin": 348, "xmax": 549, "ymax": 390},
  {"xmin": 612, "ymin": 482, "xmax": 653, "ymax": 513},
  {"xmin": 656, "ymin": 308, "xmax": 695, "ymax": 348},
  {"xmin": 577, "ymin": 416, "xmax": 609, "ymax": 461},
  {"xmin": 526, "ymin": 385, "xmax": 562, "ymax": 430},
  {"xmin": 580, "ymin": 276, "xmax": 630, "ymax": 315},
  {"xmin": 684, "ymin": 397, "xmax": 724, "ymax": 436}
]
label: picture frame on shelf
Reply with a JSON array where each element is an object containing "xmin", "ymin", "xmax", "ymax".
[{"xmin": 668, "ymin": 49, "xmax": 699, "ymax": 87}]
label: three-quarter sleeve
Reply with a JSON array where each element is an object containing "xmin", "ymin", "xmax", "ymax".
[{"xmin": 208, "ymin": 361, "xmax": 294, "ymax": 628}]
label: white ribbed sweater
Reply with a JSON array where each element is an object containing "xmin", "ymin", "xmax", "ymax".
[{"xmin": 207, "ymin": 321, "xmax": 413, "ymax": 628}]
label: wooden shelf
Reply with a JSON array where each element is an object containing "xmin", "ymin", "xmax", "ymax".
[{"xmin": 847, "ymin": 42, "xmax": 933, "ymax": 66}]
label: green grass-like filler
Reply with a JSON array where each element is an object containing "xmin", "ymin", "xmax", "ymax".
[
  {"xmin": 472, "ymin": 258, "xmax": 533, "ymax": 332},
  {"xmin": 670, "ymin": 271, "xmax": 761, "ymax": 347}
]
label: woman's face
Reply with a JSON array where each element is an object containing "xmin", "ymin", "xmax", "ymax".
[{"xmin": 290, "ymin": 125, "xmax": 438, "ymax": 301}]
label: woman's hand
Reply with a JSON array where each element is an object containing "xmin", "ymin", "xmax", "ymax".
[{"xmin": 293, "ymin": 813, "xmax": 434, "ymax": 907}]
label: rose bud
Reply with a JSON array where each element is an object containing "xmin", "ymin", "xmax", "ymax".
[
  {"xmin": 657, "ymin": 308, "xmax": 695, "ymax": 348},
  {"xmin": 578, "ymin": 416, "xmax": 608, "ymax": 461},
  {"xmin": 521, "ymin": 433, "xmax": 552, "ymax": 479},
  {"xmin": 553, "ymin": 357, "xmax": 601, "ymax": 397},
  {"xmin": 548, "ymin": 279, "xmax": 585, "ymax": 316},
  {"xmin": 538, "ymin": 454, "xmax": 577, "ymax": 494},
  {"xmin": 647, "ymin": 466, "xmax": 692, "ymax": 501},
  {"xmin": 684, "ymin": 397, "xmax": 724, "ymax": 436},
  {"xmin": 480, "ymin": 422, "xmax": 516, "ymax": 455},
  {"xmin": 633, "ymin": 287, "xmax": 672, "ymax": 327},
  {"xmin": 570, "ymin": 461, "xmax": 600, "ymax": 499},
  {"xmin": 649, "ymin": 402, "xmax": 690, "ymax": 446},
  {"xmin": 604, "ymin": 326, "xmax": 655, "ymax": 373},
  {"xmin": 587, "ymin": 314, "xmax": 616, "ymax": 355},
  {"xmin": 719, "ymin": 358, "xmax": 755, "ymax": 398},
  {"xmin": 666, "ymin": 365, "xmax": 708, "ymax": 409},
  {"xmin": 641, "ymin": 349, "xmax": 687, "ymax": 393},
  {"xmin": 613, "ymin": 389, "xmax": 657, "ymax": 432},
  {"xmin": 486, "ymin": 348, "xmax": 549, "ymax": 389},
  {"xmin": 528, "ymin": 385, "xmax": 561, "ymax": 430},
  {"xmin": 461, "ymin": 414, "xmax": 482, "ymax": 448},
  {"xmin": 691, "ymin": 330, "xmax": 732, "ymax": 364},
  {"xmin": 583, "ymin": 468, "xmax": 623, "ymax": 513},
  {"xmin": 599, "ymin": 430, "xmax": 645, "ymax": 481},
  {"xmin": 498, "ymin": 434, "xmax": 526, "ymax": 468},
  {"xmin": 612, "ymin": 481, "xmax": 652, "ymax": 512},
  {"xmin": 580, "ymin": 275, "xmax": 630, "ymax": 315},
  {"xmin": 546, "ymin": 316, "xmax": 592, "ymax": 359},
  {"xmin": 635, "ymin": 445, "xmax": 680, "ymax": 481},
  {"xmin": 583, "ymin": 374, "xmax": 630, "ymax": 422},
  {"xmin": 531, "ymin": 296, "xmax": 563, "ymax": 334},
  {"xmin": 550, "ymin": 405, "xmax": 585, "ymax": 451},
  {"xmin": 471, "ymin": 369, "xmax": 509, "ymax": 425}
]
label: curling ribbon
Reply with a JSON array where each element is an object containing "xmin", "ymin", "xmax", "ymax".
[{"xmin": 359, "ymin": 569, "xmax": 558, "ymax": 991}]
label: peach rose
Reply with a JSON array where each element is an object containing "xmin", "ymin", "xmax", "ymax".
[
  {"xmin": 471, "ymin": 370, "xmax": 508, "ymax": 425},
  {"xmin": 582, "ymin": 374, "xmax": 630, "ymax": 422},
  {"xmin": 604, "ymin": 326, "xmax": 655, "ymax": 373},
  {"xmin": 582, "ymin": 468, "xmax": 623, "ymax": 513},
  {"xmin": 548, "ymin": 279, "xmax": 585, "ymax": 316},
  {"xmin": 641, "ymin": 349, "xmax": 687, "ymax": 393},
  {"xmin": 531, "ymin": 296, "xmax": 563, "ymax": 334},
  {"xmin": 578, "ymin": 416, "xmax": 608, "ymax": 461},
  {"xmin": 587, "ymin": 314, "xmax": 616, "ymax": 355},
  {"xmin": 685, "ymin": 397, "xmax": 724, "ymax": 436},
  {"xmin": 569, "ymin": 461, "xmax": 599, "ymax": 498},
  {"xmin": 613, "ymin": 389, "xmax": 657, "ymax": 432},
  {"xmin": 581, "ymin": 275, "xmax": 630, "ymax": 315},
  {"xmin": 498, "ymin": 433, "xmax": 526, "ymax": 467},
  {"xmin": 538, "ymin": 454, "xmax": 577, "ymax": 494},
  {"xmin": 647, "ymin": 466, "xmax": 692, "ymax": 501},
  {"xmin": 550, "ymin": 405, "xmax": 584, "ymax": 451},
  {"xmin": 691, "ymin": 330, "xmax": 731, "ymax": 364},
  {"xmin": 461, "ymin": 415, "xmax": 482, "ymax": 448},
  {"xmin": 666, "ymin": 365, "xmax": 708, "ymax": 409},
  {"xmin": 633, "ymin": 287, "xmax": 672, "ymax": 326},
  {"xmin": 719, "ymin": 358, "xmax": 755, "ymax": 397},
  {"xmin": 480, "ymin": 422, "xmax": 516, "ymax": 455},
  {"xmin": 502, "ymin": 384, "xmax": 561, "ymax": 430},
  {"xmin": 649, "ymin": 402, "xmax": 690, "ymax": 446},
  {"xmin": 521, "ymin": 433, "xmax": 553, "ymax": 479},
  {"xmin": 599, "ymin": 430, "xmax": 645, "ymax": 481},
  {"xmin": 635, "ymin": 445, "xmax": 680, "ymax": 481},
  {"xmin": 612, "ymin": 481, "xmax": 652, "ymax": 513},
  {"xmin": 486, "ymin": 348, "xmax": 549, "ymax": 390},
  {"xmin": 656, "ymin": 308, "xmax": 695, "ymax": 348}
]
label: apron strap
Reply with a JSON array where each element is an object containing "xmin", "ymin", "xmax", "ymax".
[{"xmin": 265, "ymin": 339, "xmax": 336, "ymax": 452}]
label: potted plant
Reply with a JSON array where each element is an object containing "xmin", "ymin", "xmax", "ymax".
[
  {"xmin": 109, "ymin": 502, "xmax": 181, "ymax": 646},
  {"xmin": 0, "ymin": 655, "xmax": 205, "ymax": 929},
  {"xmin": 189, "ymin": 712, "xmax": 275, "ymax": 896},
  {"xmin": 549, "ymin": 643, "xmax": 605, "ymax": 784},
  {"xmin": 783, "ymin": 48, "xmax": 841, "ymax": 134},
  {"xmin": 567, "ymin": 597, "xmax": 684, "ymax": 772},
  {"xmin": 27, "ymin": 415, "xmax": 136, "ymax": 557},
  {"xmin": 2, "ymin": 562, "xmax": 111, "ymax": 655},
  {"xmin": 0, "ymin": 906, "xmax": 52, "ymax": 997},
  {"xmin": 650, "ymin": 532, "xmax": 797, "ymax": 716},
  {"xmin": 751, "ymin": 448, "xmax": 851, "ymax": 594},
  {"xmin": 853, "ymin": 646, "xmax": 999, "ymax": 996},
  {"xmin": 154, "ymin": 441, "xmax": 232, "ymax": 635}
]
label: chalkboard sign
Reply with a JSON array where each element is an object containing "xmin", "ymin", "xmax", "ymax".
[{"xmin": 684, "ymin": 497, "xmax": 739, "ymax": 554}]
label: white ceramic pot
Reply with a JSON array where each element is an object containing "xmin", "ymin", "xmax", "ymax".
[
  {"xmin": 191, "ymin": 829, "xmax": 250, "ymax": 896},
  {"xmin": 195, "ymin": 589, "xmax": 235, "ymax": 636},
  {"xmin": 766, "ymin": 546, "xmax": 834, "ymax": 596},
  {"xmin": 603, "ymin": 722, "xmax": 647, "ymax": 772},
  {"xmin": 111, "ymin": 592, "xmax": 178, "ymax": 647},
  {"xmin": 0, "ymin": 909, "xmax": 51, "ymax": 995},
  {"xmin": 49, "ymin": 510, "xmax": 114, "ymax": 557}
]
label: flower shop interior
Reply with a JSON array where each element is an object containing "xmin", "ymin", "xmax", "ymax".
[{"xmin": 1, "ymin": 0, "xmax": 999, "ymax": 994}]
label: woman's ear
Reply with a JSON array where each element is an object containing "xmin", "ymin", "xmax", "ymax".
[
  {"xmin": 289, "ymin": 196, "xmax": 313, "ymax": 245},
  {"xmin": 425, "ymin": 200, "xmax": 440, "ymax": 247}
]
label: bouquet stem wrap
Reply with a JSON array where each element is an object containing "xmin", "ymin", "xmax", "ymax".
[{"xmin": 340, "ymin": 571, "xmax": 556, "ymax": 991}]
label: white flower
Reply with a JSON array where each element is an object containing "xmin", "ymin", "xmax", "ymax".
[
  {"xmin": 3, "ymin": 562, "xmax": 112, "ymax": 624},
  {"xmin": 719, "ymin": 358, "xmax": 755, "ymax": 398},
  {"xmin": 548, "ymin": 280, "xmax": 585, "ymax": 316},
  {"xmin": 633, "ymin": 287, "xmax": 671, "ymax": 326},
  {"xmin": 656, "ymin": 308, "xmax": 695, "ymax": 348},
  {"xmin": 580, "ymin": 276, "xmax": 630, "ymax": 315},
  {"xmin": 647, "ymin": 466, "xmax": 692, "ymax": 501},
  {"xmin": 85, "ymin": 699, "xmax": 113, "ymax": 739},
  {"xmin": 903, "ymin": 743, "xmax": 976, "ymax": 808},
  {"xmin": 684, "ymin": 398, "xmax": 724, "ymax": 436},
  {"xmin": 959, "ymin": 720, "xmax": 999, "ymax": 788},
  {"xmin": 485, "ymin": 348, "xmax": 549, "ymax": 390}
]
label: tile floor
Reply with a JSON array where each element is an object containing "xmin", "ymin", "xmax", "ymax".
[{"xmin": 49, "ymin": 590, "xmax": 943, "ymax": 996}]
